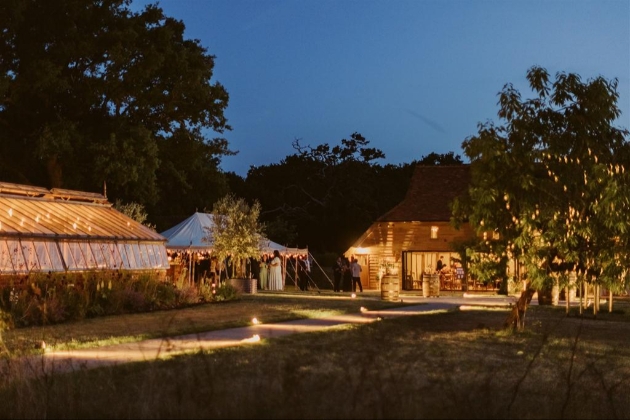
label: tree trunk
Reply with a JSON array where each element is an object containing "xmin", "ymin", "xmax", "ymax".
[{"xmin": 504, "ymin": 287, "xmax": 536, "ymax": 331}]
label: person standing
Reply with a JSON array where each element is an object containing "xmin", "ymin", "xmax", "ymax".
[
  {"xmin": 259, "ymin": 255, "xmax": 268, "ymax": 290},
  {"xmin": 332, "ymin": 256, "xmax": 343, "ymax": 292},
  {"xmin": 268, "ymin": 250, "xmax": 283, "ymax": 291},
  {"xmin": 297, "ymin": 257, "xmax": 308, "ymax": 291},
  {"xmin": 342, "ymin": 256, "xmax": 352, "ymax": 292},
  {"xmin": 436, "ymin": 255, "xmax": 445, "ymax": 272},
  {"xmin": 350, "ymin": 257, "xmax": 363, "ymax": 292}
]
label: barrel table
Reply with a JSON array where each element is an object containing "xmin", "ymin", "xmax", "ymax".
[{"xmin": 380, "ymin": 274, "xmax": 400, "ymax": 301}]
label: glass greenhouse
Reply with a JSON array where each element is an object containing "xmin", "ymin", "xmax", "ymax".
[{"xmin": 0, "ymin": 182, "xmax": 169, "ymax": 274}]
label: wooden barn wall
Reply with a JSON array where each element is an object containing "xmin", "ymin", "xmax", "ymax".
[{"xmin": 347, "ymin": 221, "xmax": 475, "ymax": 290}]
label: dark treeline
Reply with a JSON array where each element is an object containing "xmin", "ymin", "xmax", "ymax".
[
  {"xmin": 0, "ymin": 1, "xmax": 463, "ymax": 255},
  {"xmin": 227, "ymin": 136, "xmax": 463, "ymax": 254}
]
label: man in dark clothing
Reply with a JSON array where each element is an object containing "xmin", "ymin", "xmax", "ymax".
[
  {"xmin": 297, "ymin": 257, "xmax": 308, "ymax": 291},
  {"xmin": 332, "ymin": 257, "xmax": 343, "ymax": 292},
  {"xmin": 436, "ymin": 256, "xmax": 445, "ymax": 272},
  {"xmin": 342, "ymin": 257, "xmax": 352, "ymax": 292}
]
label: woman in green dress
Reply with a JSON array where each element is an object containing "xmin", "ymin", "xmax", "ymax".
[{"xmin": 259, "ymin": 255, "xmax": 268, "ymax": 290}]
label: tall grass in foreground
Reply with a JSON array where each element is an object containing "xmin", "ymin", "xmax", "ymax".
[{"xmin": 2, "ymin": 306, "xmax": 630, "ymax": 419}]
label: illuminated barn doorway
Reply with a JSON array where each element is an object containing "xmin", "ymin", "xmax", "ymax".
[{"xmin": 401, "ymin": 251, "xmax": 464, "ymax": 291}]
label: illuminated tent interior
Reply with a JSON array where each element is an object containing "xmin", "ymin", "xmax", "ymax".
[
  {"xmin": 160, "ymin": 212, "xmax": 308, "ymax": 257},
  {"xmin": 0, "ymin": 182, "xmax": 169, "ymax": 275}
]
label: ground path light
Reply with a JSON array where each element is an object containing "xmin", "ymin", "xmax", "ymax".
[
  {"xmin": 360, "ymin": 307, "xmax": 367, "ymax": 313},
  {"xmin": 241, "ymin": 334, "xmax": 261, "ymax": 343},
  {"xmin": 351, "ymin": 293, "xmax": 356, "ymax": 298},
  {"xmin": 252, "ymin": 317, "xmax": 261, "ymax": 325}
]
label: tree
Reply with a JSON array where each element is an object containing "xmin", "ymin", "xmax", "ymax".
[
  {"xmin": 0, "ymin": 0, "xmax": 232, "ymax": 210},
  {"xmin": 148, "ymin": 128, "xmax": 233, "ymax": 231},
  {"xmin": 113, "ymin": 199, "xmax": 156, "ymax": 231},
  {"xmin": 457, "ymin": 66, "xmax": 630, "ymax": 327},
  {"xmin": 207, "ymin": 194, "xmax": 264, "ymax": 279},
  {"xmin": 417, "ymin": 151, "xmax": 464, "ymax": 166},
  {"xmin": 242, "ymin": 132, "xmax": 409, "ymax": 253},
  {"xmin": 238, "ymin": 133, "xmax": 464, "ymax": 254}
]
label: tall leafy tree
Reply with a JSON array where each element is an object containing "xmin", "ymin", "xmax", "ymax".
[
  {"xmin": 0, "ymin": 0, "xmax": 231, "ymax": 210},
  {"xmin": 236, "ymin": 133, "xmax": 464, "ymax": 253},
  {"xmin": 243, "ymin": 133, "xmax": 396, "ymax": 252},
  {"xmin": 457, "ymin": 66, "xmax": 630, "ymax": 324},
  {"xmin": 208, "ymin": 194, "xmax": 264, "ymax": 279}
]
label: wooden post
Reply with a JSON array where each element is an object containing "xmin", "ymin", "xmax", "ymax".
[
  {"xmin": 282, "ymin": 254, "xmax": 287, "ymax": 290},
  {"xmin": 192, "ymin": 252, "xmax": 196, "ymax": 285},
  {"xmin": 580, "ymin": 279, "xmax": 585, "ymax": 315},
  {"xmin": 609, "ymin": 290, "xmax": 613, "ymax": 313},
  {"xmin": 188, "ymin": 251, "xmax": 192, "ymax": 285}
]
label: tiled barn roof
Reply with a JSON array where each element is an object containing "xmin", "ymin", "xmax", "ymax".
[{"xmin": 377, "ymin": 165, "xmax": 470, "ymax": 222}]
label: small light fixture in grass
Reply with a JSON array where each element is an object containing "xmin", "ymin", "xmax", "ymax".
[
  {"xmin": 242, "ymin": 334, "xmax": 261, "ymax": 343},
  {"xmin": 252, "ymin": 317, "xmax": 261, "ymax": 325},
  {"xmin": 360, "ymin": 307, "xmax": 367, "ymax": 313},
  {"xmin": 351, "ymin": 293, "xmax": 356, "ymax": 298}
]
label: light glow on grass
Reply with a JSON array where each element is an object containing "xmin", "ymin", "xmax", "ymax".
[
  {"xmin": 252, "ymin": 317, "xmax": 260, "ymax": 325},
  {"xmin": 241, "ymin": 334, "xmax": 261, "ymax": 343},
  {"xmin": 459, "ymin": 305, "xmax": 511, "ymax": 311}
]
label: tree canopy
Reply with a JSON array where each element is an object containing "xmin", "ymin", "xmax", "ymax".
[
  {"xmin": 457, "ymin": 66, "xmax": 630, "ymax": 294},
  {"xmin": 208, "ymin": 194, "xmax": 264, "ymax": 278},
  {"xmin": 230, "ymin": 132, "xmax": 463, "ymax": 253},
  {"xmin": 0, "ymin": 0, "xmax": 232, "ymax": 218}
]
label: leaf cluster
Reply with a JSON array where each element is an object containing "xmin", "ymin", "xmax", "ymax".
[
  {"xmin": 208, "ymin": 194, "xmax": 264, "ymax": 278},
  {"xmin": 460, "ymin": 66, "xmax": 630, "ymax": 290},
  {"xmin": 0, "ymin": 0, "xmax": 233, "ymax": 226}
]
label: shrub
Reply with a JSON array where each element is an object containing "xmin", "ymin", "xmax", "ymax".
[
  {"xmin": 155, "ymin": 281, "xmax": 179, "ymax": 309},
  {"xmin": 0, "ymin": 269, "xmax": 241, "ymax": 328},
  {"xmin": 176, "ymin": 285, "xmax": 200, "ymax": 306},
  {"xmin": 213, "ymin": 282, "xmax": 239, "ymax": 302}
]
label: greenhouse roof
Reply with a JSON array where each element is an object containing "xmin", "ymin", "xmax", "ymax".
[{"xmin": 0, "ymin": 181, "xmax": 164, "ymax": 242}]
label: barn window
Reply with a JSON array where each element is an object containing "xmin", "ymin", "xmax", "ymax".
[{"xmin": 430, "ymin": 226, "xmax": 438, "ymax": 239}]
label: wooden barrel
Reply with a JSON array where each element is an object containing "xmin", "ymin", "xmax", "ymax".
[
  {"xmin": 423, "ymin": 274, "xmax": 440, "ymax": 297},
  {"xmin": 422, "ymin": 275, "xmax": 430, "ymax": 298},
  {"xmin": 381, "ymin": 275, "xmax": 400, "ymax": 301},
  {"xmin": 429, "ymin": 274, "xmax": 440, "ymax": 297}
]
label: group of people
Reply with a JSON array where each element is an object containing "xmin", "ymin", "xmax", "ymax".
[
  {"xmin": 332, "ymin": 255, "xmax": 362, "ymax": 293},
  {"xmin": 255, "ymin": 252, "xmax": 312, "ymax": 292},
  {"xmin": 436, "ymin": 255, "xmax": 460, "ymax": 274},
  {"xmin": 257, "ymin": 250, "xmax": 283, "ymax": 291}
]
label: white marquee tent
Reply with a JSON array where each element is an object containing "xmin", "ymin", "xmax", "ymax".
[{"xmin": 160, "ymin": 212, "xmax": 308, "ymax": 257}]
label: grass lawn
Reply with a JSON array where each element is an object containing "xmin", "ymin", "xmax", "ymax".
[
  {"xmin": 1, "ymin": 289, "xmax": 410, "ymax": 355},
  {"xmin": 1, "ymin": 294, "xmax": 630, "ymax": 418}
]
